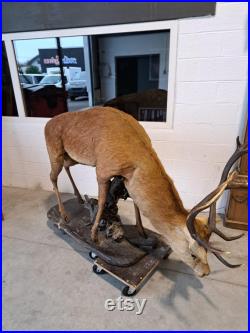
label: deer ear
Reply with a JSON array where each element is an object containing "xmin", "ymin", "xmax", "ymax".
[
  {"xmin": 183, "ymin": 225, "xmax": 208, "ymax": 264},
  {"xmin": 196, "ymin": 214, "xmax": 221, "ymax": 226},
  {"xmin": 194, "ymin": 216, "xmax": 211, "ymax": 241}
]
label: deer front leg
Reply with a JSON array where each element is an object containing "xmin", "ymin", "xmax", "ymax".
[{"xmin": 91, "ymin": 180, "xmax": 110, "ymax": 243}]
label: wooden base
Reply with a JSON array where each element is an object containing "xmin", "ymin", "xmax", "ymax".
[
  {"xmin": 94, "ymin": 245, "xmax": 171, "ymax": 295},
  {"xmin": 47, "ymin": 198, "xmax": 171, "ymax": 295}
]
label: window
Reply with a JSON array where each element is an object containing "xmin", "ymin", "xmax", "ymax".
[
  {"xmin": 90, "ymin": 31, "xmax": 170, "ymax": 122},
  {"xmin": 14, "ymin": 38, "xmax": 65, "ymax": 117},
  {"xmin": 14, "ymin": 36, "xmax": 90, "ymax": 117},
  {"xmin": 5, "ymin": 21, "xmax": 176, "ymax": 125},
  {"xmin": 2, "ymin": 42, "xmax": 18, "ymax": 116}
]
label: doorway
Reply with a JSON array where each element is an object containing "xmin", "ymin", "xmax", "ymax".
[{"xmin": 115, "ymin": 54, "xmax": 159, "ymax": 97}]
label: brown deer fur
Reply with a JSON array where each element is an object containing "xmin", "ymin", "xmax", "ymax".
[{"xmin": 45, "ymin": 107, "xmax": 210, "ymax": 277}]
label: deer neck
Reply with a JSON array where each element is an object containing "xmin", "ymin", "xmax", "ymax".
[{"xmin": 126, "ymin": 157, "xmax": 188, "ymax": 231}]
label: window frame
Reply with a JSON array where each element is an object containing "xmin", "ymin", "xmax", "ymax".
[{"xmin": 2, "ymin": 20, "xmax": 178, "ymax": 129}]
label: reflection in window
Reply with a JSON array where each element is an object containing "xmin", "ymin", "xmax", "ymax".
[
  {"xmin": 60, "ymin": 36, "xmax": 90, "ymax": 111},
  {"xmin": 14, "ymin": 37, "xmax": 90, "ymax": 117},
  {"xmin": 2, "ymin": 42, "xmax": 18, "ymax": 116},
  {"xmin": 90, "ymin": 31, "xmax": 170, "ymax": 122},
  {"xmin": 14, "ymin": 38, "xmax": 64, "ymax": 117},
  {"xmin": 13, "ymin": 30, "xmax": 170, "ymax": 121}
]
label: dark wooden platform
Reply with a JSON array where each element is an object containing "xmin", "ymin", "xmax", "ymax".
[
  {"xmin": 47, "ymin": 197, "xmax": 171, "ymax": 295},
  {"xmin": 95, "ymin": 244, "xmax": 171, "ymax": 292}
]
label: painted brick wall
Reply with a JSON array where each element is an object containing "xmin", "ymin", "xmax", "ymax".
[
  {"xmin": 3, "ymin": 2, "xmax": 248, "ymax": 212},
  {"xmin": 152, "ymin": 1, "xmax": 248, "ymax": 209}
]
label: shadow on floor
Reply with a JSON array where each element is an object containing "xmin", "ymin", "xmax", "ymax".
[{"xmin": 156, "ymin": 263, "xmax": 218, "ymax": 325}]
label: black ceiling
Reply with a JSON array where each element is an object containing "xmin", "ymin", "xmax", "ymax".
[{"xmin": 2, "ymin": 2, "xmax": 216, "ymax": 34}]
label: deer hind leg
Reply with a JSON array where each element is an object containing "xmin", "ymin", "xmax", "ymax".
[
  {"xmin": 134, "ymin": 203, "xmax": 147, "ymax": 238},
  {"xmin": 50, "ymin": 156, "xmax": 69, "ymax": 222},
  {"xmin": 63, "ymin": 156, "xmax": 84, "ymax": 204},
  {"xmin": 91, "ymin": 179, "xmax": 110, "ymax": 243}
]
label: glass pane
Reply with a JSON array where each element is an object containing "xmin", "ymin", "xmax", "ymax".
[
  {"xmin": 90, "ymin": 30, "xmax": 170, "ymax": 122},
  {"xmin": 59, "ymin": 36, "xmax": 90, "ymax": 111},
  {"xmin": 2, "ymin": 42, "xmax": 18, "ymax": 116},
  {"xmin": 12, "ymin": 30, "xmax": 169, "ymax": 122},
  {"xmin": 14, "ymin": 38, "xmax": 68, "ymax": 117}
]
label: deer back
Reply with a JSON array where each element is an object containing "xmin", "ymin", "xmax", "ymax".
[{"xmin": 45, "ymin": 106, "xmax": 187, "ymax": 226}]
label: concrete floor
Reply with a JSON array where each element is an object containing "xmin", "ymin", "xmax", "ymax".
[{"xmin": 2, "ymin": 187, "xmax": 248, "ymax": 331}]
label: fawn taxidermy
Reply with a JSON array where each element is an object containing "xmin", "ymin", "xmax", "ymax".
[{"xmin": 45, "ymin": 107, "xmax": 246, "ymax": 277}]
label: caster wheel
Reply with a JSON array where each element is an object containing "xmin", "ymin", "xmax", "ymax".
[
  {"xmin": 122, "ymin": 286, "xmax": 137, "ymax": 297},
  {"xmin": 89, "ymin": 251, "xmax": 98, "ymax": 260},
  {"xmin": 92, "ymin": 264, "xmax": 105, "ymax": 275}
]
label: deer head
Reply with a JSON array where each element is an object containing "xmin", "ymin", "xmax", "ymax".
[{"xmin": 186, "ymin": 137, "xmax": 248, "ymax": 271}]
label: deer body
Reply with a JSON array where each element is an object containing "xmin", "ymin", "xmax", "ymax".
[{"xmin": 45, "ymin": 106, "xmax": 243, "ymax": 277}]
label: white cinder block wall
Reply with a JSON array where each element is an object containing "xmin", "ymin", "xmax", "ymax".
[{"xmin": 3, "ymin": 2, "xmax": 248, "ymax": 212}]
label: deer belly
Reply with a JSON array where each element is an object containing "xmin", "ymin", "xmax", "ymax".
[{"xmin": 64, "ymin": 144, "xmax": 96, "ymax": 167}]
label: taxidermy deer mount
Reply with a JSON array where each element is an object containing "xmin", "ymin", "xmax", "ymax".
[{"xmin": 45, "ymin": 107, "xmax": 248, "ymax": 277}]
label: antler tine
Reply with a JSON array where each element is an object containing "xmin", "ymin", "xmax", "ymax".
[
  {"xmin": 208, "ymin": 196, "xmax": 244, "ymax": 241},
  {"xmin": 213, "ymin": 252, "xmax": 241, "ymax": 268},
  {"xmin": 186, "ymin": 137, "xmax": 247, "ymax": 268},
  {"xmin": 187, "ymin": 172, "xmax": 235, "ymax": 224},
  {"xmin": 186, "ymin": 138, "xmax": 245, "ymax": 215},
  {"xmin": 207, "ymin": 201, "xmax": 216, "ymax": 232},
  {"xmin": 187, "ymin": 172, "xmax": 235, "ymax": 252},
  {"xmin": 187, "ymin": 176, "xmax": 229, "ymax": 215},
  {"xmin": 213, "ymin": 228, "xmax": 244, "ymax": 241},
  {"xmin": 236, "ymin": 136, "xmax": 241, "ymax": 149},
  {"xmin": 220, "ymin": 136, "xmax": 248, "ymax": 184},
  {"xmin": 207, "ymin": 137, "xmax": 247, "ymax": 241},
  {"xmin": 207, "ymin": 202, "xmax": 244, "ymax": 241}
]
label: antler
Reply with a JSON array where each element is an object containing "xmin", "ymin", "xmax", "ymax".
[
  {"xmin": 208, "ymin": 136, "xmax": 247, "ymax": 241},
  {"xmin": 187, "ymin": 137, "xmax": 248, "ymax": 268},
  {"xmin": 187, "ymin": 171, "xmax": 236, "ymax": 251}
]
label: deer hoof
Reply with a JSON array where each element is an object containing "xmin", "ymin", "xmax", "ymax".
[
  {"xmin": 61, "ymin": 212, "xmax": 69, "ymax": 223},
  {"xmin": 77, "ymin": 197, "xmax": 85, "ymax": 205}
]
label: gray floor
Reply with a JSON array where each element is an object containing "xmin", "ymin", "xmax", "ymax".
[{"xmin": 2, "ymin": 187, "xmax": 248, "ymax": 331}]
